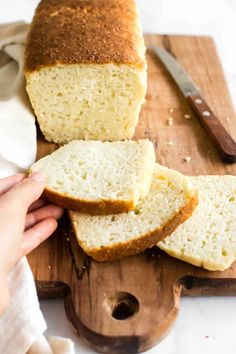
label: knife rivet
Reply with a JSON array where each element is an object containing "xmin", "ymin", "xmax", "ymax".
[
  {"xmin": 195, "ymin": 98, "xmax": 203, "ymax": 104},
  {"xmin": 203, "ymin": 111, "xmax": 211, "ymax": 117}
]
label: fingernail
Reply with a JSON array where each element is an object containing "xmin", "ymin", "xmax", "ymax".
[{"xmin": 29, "ymin": 171, "xmax": 45, "ymax": 183}]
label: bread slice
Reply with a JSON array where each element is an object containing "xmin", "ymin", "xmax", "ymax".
[
  {"xmin": 69, "ymin": 164, "xmax": 198, "ymax": 261},
  {"xmin": 158, "ymin": 175, "xmax": 236, "ymax": 271},
  {"xmin": 30, "ymin": 139, "xmax": 155, "ymax": 214},
  {"xmin": 24, "ymin": 0, "xmax": 147, "ymax": 144}
]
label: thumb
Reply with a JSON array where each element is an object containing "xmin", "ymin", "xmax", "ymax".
[{"xmin": 6, "ymin": 172, "xmax": 45, "ymax": 210}]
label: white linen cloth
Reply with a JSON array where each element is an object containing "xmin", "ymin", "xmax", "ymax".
[
  {"xmin": 0, "ymin": 22, "xmax": 36, "ymax": 178},
  {"xmin": 0, "ymin": 22, "xmax": 75, "ymax": 354}
]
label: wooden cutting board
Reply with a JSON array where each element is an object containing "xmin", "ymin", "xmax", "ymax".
[{"xmin": 28, "ymin": 35, "xmax": 236, "ymax": 354}]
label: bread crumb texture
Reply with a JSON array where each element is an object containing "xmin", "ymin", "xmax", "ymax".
[
  {"xmin": 159, "ymin": 175, "xmax": 236, "ymax": 271},
  {"xmin": 25, "ymin": 64, "xmax": 147, "ymax": 143},
  {"xmin": 30, "ymin": 139, "xmax": 155, "ymax": 210},
  {"xmin": 70, "ymin": 163, "xmax": 197, "ymax": 261}
]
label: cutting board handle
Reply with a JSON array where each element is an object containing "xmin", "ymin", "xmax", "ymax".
[
  {"xmin": 64, "ymin": 245, "xmax": 183, "ymax": 354},
  {"xmin": 187, "ymin": 94, "xmax": 236, "ymax": 163}
]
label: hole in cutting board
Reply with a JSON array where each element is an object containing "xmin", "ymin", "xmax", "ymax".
[{"xmin": 105, "ymin": 292, "xmax": 139, "ymax": 320}]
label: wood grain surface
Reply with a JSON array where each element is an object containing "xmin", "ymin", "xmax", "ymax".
[
  {"xmin": 28, "ymin": 35, "xmax": 236, "ymax": 354},
  {"xmin": 187, "ymin": 93, "xmax": 236, "ymax": 163}
]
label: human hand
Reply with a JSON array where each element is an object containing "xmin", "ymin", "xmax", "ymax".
[{"xmin": 0, "ymin": 172, "xmax": 63, "ymax": 313}]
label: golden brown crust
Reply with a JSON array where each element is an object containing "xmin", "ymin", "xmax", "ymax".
[
  {"xmin": 24, "ymin": 0, "xmax": 145, "ymax": 72},
  {"xmin": 69, "ymin": 193, "xmax": 199, "ymax": 261},
  {"xmin": 43, "ymin": 187, "xmax": 135, "ymax": 215}
]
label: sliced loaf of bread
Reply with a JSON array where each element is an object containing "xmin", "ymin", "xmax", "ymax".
[
  {"xmin": 158, "ymin": 175, "xmax": 236, "ymax": 271},
  {"xmin": 30, "ymin": 139, "xmax": 155, "ymax": 214},
  {"xmin": 69, "ymin": 164, "xmax": 198, "ymax": 261},
  {"xmin": 25, "ymin": 0, "xmax": 147, "ymax": 144}
]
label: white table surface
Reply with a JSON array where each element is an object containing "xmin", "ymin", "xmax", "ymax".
[{"xmin": 1, "ymin": 1, "xmax": 236, "ymax": 353}]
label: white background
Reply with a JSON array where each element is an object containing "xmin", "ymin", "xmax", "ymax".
[{"xmin": 1, "ymin": 1, "xmax": 236, "ymax": 353}]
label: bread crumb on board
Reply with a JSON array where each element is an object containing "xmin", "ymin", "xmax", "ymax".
[
  {"xmin": 167, "ymin": 117, "xmax": 174, "ymax": 126},
  {"xmin": 183, "ymin": 156, "xmax": 191, "ymax": 163},
  {"xmin": 167, "ymin": 141, "xmax": 174, "ymax": 146},
  {"xmin": 184, "ymin": 114, "xmax": 191, "ymax": 119}
]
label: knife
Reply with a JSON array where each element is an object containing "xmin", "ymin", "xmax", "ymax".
[{"xmin": 149, "ymin": 44, "xmax": 236, "ymax": 163}]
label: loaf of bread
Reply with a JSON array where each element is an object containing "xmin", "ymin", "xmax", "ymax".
[
  {"xmin": 30, "ymin": 139, "xmax": 155, "ymax": 214},
  {"xmin": 24, "ymin": 0, "xmax": 147, "ymax": 144},
  {"xmin": 158, "ymin": 176, "xmax": 236, "ymax": 271},
  {"xmin": 69, "ymin": 164, "xmax": 198, "ymax": 261}
]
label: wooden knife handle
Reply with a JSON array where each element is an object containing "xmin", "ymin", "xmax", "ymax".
[{"xmin": 187, "ymin": 94, "xmax": 236, "ymax": 163}]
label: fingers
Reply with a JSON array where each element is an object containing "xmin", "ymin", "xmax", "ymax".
[
  {"xmin": 28, "ymin": 198, "xmax": 47, "ymax": 212},
  {"xmin": 22, "ymin": 218, "xmax": 58, "ymax": 255},
  {"xmin": 5, "ymin": 172, "xmax": 45, "ymax": 211},
  {"xmin": 0, "ymin": 174, "xmax": 25, "ymax": 195},
  {"xmin": 25, "ymin": 204, "xmax": 64, "ymax": 230}
]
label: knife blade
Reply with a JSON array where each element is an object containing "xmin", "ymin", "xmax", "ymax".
[
  {"xmin": 149, "ymin": 44, "xmax": 236, "ymax": 163},
  {"xmin": 150, "ymin": 45, "xmax": 199, "ymax": 97}
]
